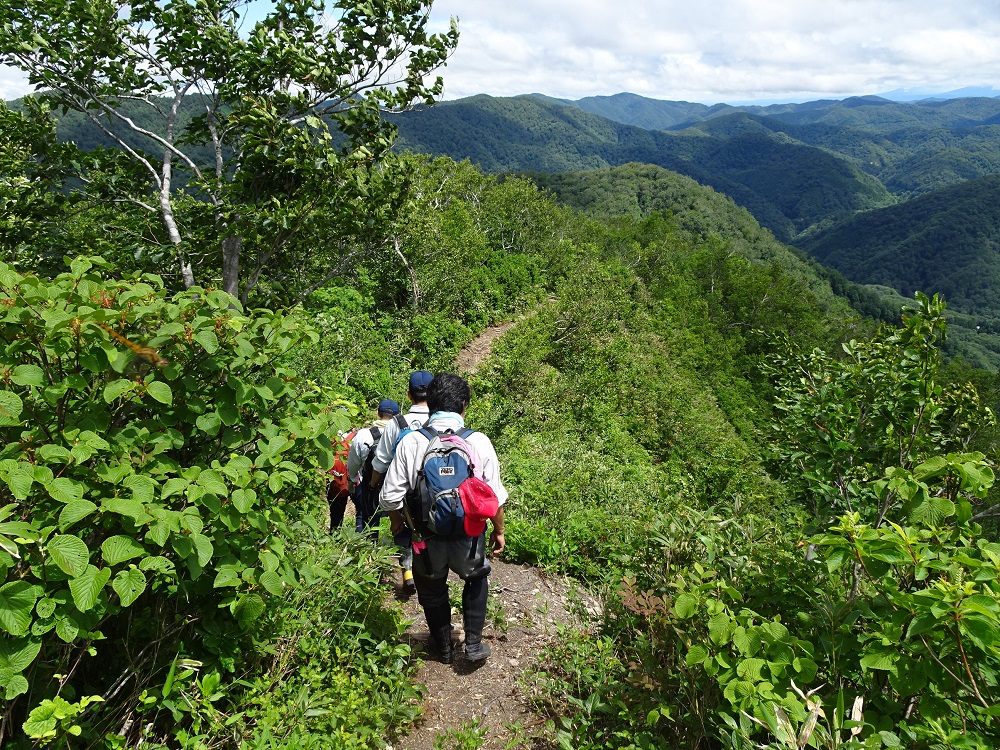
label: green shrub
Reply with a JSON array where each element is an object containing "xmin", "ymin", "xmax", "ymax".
[{"xmin": 0, "ymin": 257, "xmax": 353, "ymax": 744}]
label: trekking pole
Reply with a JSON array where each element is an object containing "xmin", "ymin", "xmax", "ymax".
[{"xmin": 398, "ymin": 503, "xmax": 426, "ymax": 553}]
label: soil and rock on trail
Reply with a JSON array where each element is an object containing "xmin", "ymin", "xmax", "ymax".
[
  {"xmin": 454, "ymin": 321, "xmax": 517, "ymax": 375},
  {"xmin": 388, "ymin": 560, "xmax": 598, "ymax": 749},
  {"xmin": 390, "ymin": 314, "xmax": 598, "ymax": 749}
]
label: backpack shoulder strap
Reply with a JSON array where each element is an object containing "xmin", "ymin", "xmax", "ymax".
[
  {"xmin": 393, "ymin": 413, "xmax": 409, "ymax": 430},
  {"xmin": 370, "ymin": 426, "xmax": 382, "ymax": 443},
  {"xmin": 458, "ymin": 427, "xmax": 476, "ymax": 439},
  {"xmin": 417, "ymin": 426, "xmax": 440, "ymax": 441}
]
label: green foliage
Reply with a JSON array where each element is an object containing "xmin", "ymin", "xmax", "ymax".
[
  {"xmin": 231, "ymin": 535, "xmax": 422, "ymax": 750},
  {"xmin": 521, "ymin": 292, "xmax": 1000, "ymax": 749},
  {"xmin": 0, "ymin": 0, "xmax": 458, "ymax": 301},
  {"xmin": 0, "ymin": 257, "xmax": 352, "ymax": 743},
  {"xmin": 765, "ymin": 292, "xmax": 994, "ymax": 522},
  {"xmin": 433, "ymin": 719, "xmax": 486, "ymax": 750}
]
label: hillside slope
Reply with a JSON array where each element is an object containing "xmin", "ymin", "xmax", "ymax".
[
  {"xmin": 390, "ymin": 95, "xmax": 894, "ymax": 242},
  {"xmin": 530, "ymin": 162, "xmax": 903, "ymax": 323},
  {"xmin": 801, "ymin": 173, "xmax": 1000, "ymax": 366}
]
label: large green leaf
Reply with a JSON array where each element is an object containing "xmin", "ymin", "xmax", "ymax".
[
  {"xmin": 68, "ymin": 565, "xmax": 111, "ymax": 612},
  {"xmin": 198, "ymin": 470, "xmax": 228, "ymax": 497},
  {"xmin": 232, "ymin": 593, "xmax": 266, "ymax": 627},
  {"xmin": 673, "ymin": 594, "xmax": 698, "ymax": 619},
  {"xmin": 58, "ymin": 501, "xmax": 98, "ymax": 531},
  {"xmin": 0, "ymin": 582, "xmax": 41, "ymax": 636},
  {"xmin": 102, "ymin": 496, "xmax": 149, "ymax": 522},
  {"xmin": 101, "ymin": 535, "xmax": 146, "ymax": 566},
  {"xmin": 103, "ymin": 379, "xmax": 135, "ymax": 402},
  {"xmin": 258, "ymin": 570, "xmax": 284, "ymax": 596},
  {"xmin": 194, "ymin": 329, "xmax": 219, "ymax": 353},
  {"xmin": 46, "ymin": 535, "xmax": 91, "ymax": 577},
  {"xmin": 36, "ymin": 444, "xmax": 72, "ymax": 464},
  {"xmin": 231, "ymin": 488, "xmax": 256, "ymax": 513},
  {"xmin": 0, "ymin": 636, "xmax": 41, "ymax": 672},
  {"xmin": 46, "ymin": 477, "xmax": 84, "ymax": 504},
  {"xmin": 5, "ymin": 465, "xmax": 34, "ymax": 501},
  {"xmin": 10, "ymin": 365, "xmax": 44, "ymax": 387},
  {"xmin": 55, "ymin": 617, "xmax": 79, "ymax": 643},
  {"xmin": 196, "ymin": 412, "xmax": 223, "ymax": 436},
  {"xmin": 124, "ymin": 474, "xmax": 156, "ymax": 505},
  {"xmin": 191, "ymin": 533, "xmax": 214, "ymax": 567},
  {"xmin": 3, "ymin": 673, "xmax": 29, "ymax": 700},
  {"xmin": 0, "ymin": 391, "xmax": 23, "ymax": 426},
  {"xmin": 112, "ymin": 568, "xmax": 146, "ymax": 607},
  {"xmin": 146, "ymin": 381, "xmax": 172, "ymax": 405}
]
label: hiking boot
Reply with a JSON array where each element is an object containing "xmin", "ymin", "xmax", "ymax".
[
  {"xmin": 430, "ymin": 635, "xmax": 453, "ymax": 664},
  {"xmin": 402, "ymin": 568, "xmax": 416, "ymax": 596},
  {"xmin": 465, "ymin": 641, "xmax": 491, "ymax": 662}
]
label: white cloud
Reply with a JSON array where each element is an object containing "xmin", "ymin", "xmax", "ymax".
[
  {"xmin": 0, "ymin": 65, "xmax": 32, "ymax": 101},
  {"xmin": 428, "ymin": 0, "xmax": 1000, "ymax": 103},
  {"xmin": 5, "ymin": 2, "xmax": 1000, "ymax": 105}
]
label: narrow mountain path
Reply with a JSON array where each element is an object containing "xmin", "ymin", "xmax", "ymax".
[
  {"xmin": 388, "ymin": 561, "xmax": 597, "ymax": 749},
  {"xmin": 455, "ymin": 321, "xmax": 517, "ymax": 374},
  {"xmin": 390, "ymin": 312, "xmax": 599, "ymax": 749}
]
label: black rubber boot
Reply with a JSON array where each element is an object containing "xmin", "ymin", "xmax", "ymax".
[
  {"xmin": 462, "ymin": 574, "xmax": 490, "ymax": 661},
  {"xmin": 423, "ymin": 602, "xmax": 453, "ymax": 664}
]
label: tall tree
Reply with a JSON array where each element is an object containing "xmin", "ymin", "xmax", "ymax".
[{"xmin": 0, "ymin": 0, "xmax": 458, "ymax": 304}]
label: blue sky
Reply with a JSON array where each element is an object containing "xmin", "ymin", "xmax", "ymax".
[{"xmin": 4, "ymin": 1, "xmax": 1000, "ymax": 105}]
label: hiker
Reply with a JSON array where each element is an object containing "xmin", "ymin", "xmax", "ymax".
[
  {"xmin": 380, "ymin": 372, "xmax": 507, "ymax": 664},
  {"xmin": 325, "ymin": 428, "xmax": 357, "ymax": 531},
  {"xmin": 369, "ymin": 370, "xmax": 434, "ymax": 594},
  {"xmin": 346, "ymin": 399, "xmax": 400, "ymax": 535}
]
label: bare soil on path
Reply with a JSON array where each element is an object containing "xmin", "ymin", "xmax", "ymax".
[
  {"xmin": 454, "ymin": 322, "xmax": 517, "ymax": 375},
  {"xmin": 386, "ymin": 560, "xmax": 596, "ymax": 749}
]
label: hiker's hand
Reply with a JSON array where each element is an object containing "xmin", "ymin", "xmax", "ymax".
[
  {"xmin": 488, "ymin": 530, "xmax": 505, "ymax": 556},
  {"xmin": 389, "ymin": 510, "xmax": 405, "ymax": 535}
]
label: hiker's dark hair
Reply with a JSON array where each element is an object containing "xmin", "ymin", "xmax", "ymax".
[{"xmin": 427, "ymin": 373, "xmax": 471, "ymax": 415}]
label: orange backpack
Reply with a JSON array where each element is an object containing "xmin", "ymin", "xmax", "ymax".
[{"xmin": 327, "ymin": 431, "xmax": 356, "ymax": 497}]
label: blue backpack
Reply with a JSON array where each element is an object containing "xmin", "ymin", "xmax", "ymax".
[
  {"xmin": 390, "ymin": 413, "xmax": 419, "ymax": 456},
  {"xmin": 412, "ymin": 426, "xmax": 477, "ymax": 537}
]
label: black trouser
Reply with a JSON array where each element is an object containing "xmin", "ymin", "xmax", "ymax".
[
  {"xmin": 413, "ymin": 533, "xmax": 491, "ymax": 646},
  {"xmin": 327, "ymin": 484, "xmax": 349, "ymax": 530}
]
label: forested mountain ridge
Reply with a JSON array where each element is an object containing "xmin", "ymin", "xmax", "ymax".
[
  {"xmin": 550, "ymin": 91, "xmax": 1000, "ymax": 132},
  {"xmin": 390, "ymin": 94, "xmax": 895, "ymax": 242},
  {"xmin": 801, "ymin": 172, "xmax": 1000, "ymax": 367}
]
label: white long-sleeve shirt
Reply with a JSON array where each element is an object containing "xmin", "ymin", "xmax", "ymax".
[
  {"xmin": 346, "ymin": 418, "xmax": 391, "ymax": 483},
  {"xmin": 370, "ymin": 404, "xmax": 429, "ymax": 474},
  {"xmin": 379, "ymin": 415, "xmax": 508, "ymax": 512}
]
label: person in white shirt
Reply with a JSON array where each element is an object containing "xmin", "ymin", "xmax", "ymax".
[
  {"xmin": 346, "ymin": 399, "xmax": 399, "ymax": 535},
  {"xmin": 380, "ymin": 373, "xmax": 507, "ymax": 664},
  {"xmin": 368, "ymin": 370, "xmax": 433, "ymax": 594}
]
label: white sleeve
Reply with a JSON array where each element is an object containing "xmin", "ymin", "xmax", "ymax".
[
  {"xmin": 346, "ymin": 430, "xmax": 366, "ymax": 480},
  {"xmin": 379, "ymin": 434, "xmax": 421, "ymax": 511},
  {"xmin": 371, "ymin": 421, "xmax": 398, "ymax": 474}
]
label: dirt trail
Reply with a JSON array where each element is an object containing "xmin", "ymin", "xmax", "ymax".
[
  {"xmin": 388, "ymin": 314, "xmax": 596, "ymax": 749},
  {"xmin": 387, "ymin": 561, "xmax": 597, "ymax": 749},
  {"xmin": 454, "ymin": 321, "xmax": 517, "ymax": 375}
]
